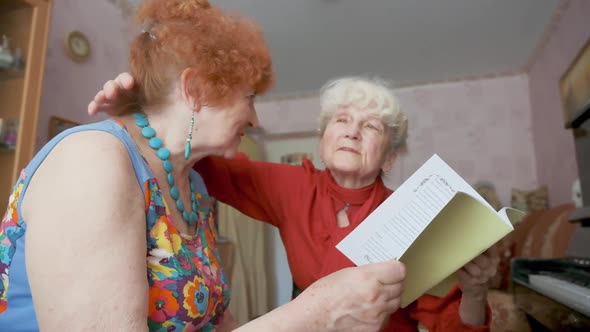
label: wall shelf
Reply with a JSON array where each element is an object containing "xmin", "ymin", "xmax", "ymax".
[
  {"xmin": 0, "ymin": 0, "xmax": 51, "ymax": 205},
  {"xmin": 0, "ymin": 0, "xmax": 31, "ymax": 13},
  {"xmin": 0, "ymin": 67, "xmax": 25, "ymax": 81},
  {"xmin": 0, "ymin": 146, "xmax": 16, "ymax": 154}
]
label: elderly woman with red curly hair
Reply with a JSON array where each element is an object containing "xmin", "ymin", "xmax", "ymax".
[{"xmin": 0, "ymin": 1, "xmax": 406, "ymax": 331}]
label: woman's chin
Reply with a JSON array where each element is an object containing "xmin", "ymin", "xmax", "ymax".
[
  {"xmin": 223, "ymin": 142, "xmax": 243, "ymax": 158},
  {"xmin": 330, "ymin": 158, "xmax": 362, "ymax": 171},
  {"xmin": 330, "ymin": 164, "xmax": 362, "ymax": 175},
  {"xmin": 220, "ymin": 149, "xmax": 237, "ymax": 159},
  {"xmin": 213, "ymin": 137, "xmax": 242, "ymax": 158}
]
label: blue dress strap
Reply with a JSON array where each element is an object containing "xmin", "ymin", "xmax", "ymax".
[{"xmin": 16, "ymin": 119, "xmax": 153, "ymax": 225}]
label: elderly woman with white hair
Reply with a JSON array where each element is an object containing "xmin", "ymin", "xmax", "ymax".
[{"xmin": 89, "ymin": 74, "xmax": 497, "ymax": 332}]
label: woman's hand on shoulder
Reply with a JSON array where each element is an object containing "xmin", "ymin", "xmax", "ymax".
[
  {"xmin": 88, "ymin": 72, "xmax": 135, "ymax": 116},
  {"xmin": 23, "ymin": 131, "xmax": 148, "ymax": 331}
]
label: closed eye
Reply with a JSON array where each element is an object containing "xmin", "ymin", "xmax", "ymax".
[{"xmin": 365, "ymin": 123, "xmax": 380, "ymax": 131}]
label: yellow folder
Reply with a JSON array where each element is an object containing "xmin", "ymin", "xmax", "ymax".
[{"xmin": 398, "ymin": 192, "xmax": 523, "ymax": 307}]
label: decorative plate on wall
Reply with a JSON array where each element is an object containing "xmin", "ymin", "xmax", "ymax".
[{"xmin": 65, "ymin": 30, "xmax": 91, "ymax": 63}]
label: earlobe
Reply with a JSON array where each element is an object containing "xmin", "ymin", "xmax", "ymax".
[{"xmin": 382, "ymin": 152, "xmax": 397, "ymax": 173}]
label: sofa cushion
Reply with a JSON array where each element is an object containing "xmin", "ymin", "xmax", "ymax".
[
  {"xmin": 489, "ymin": 204, "xmax": 576, "ymax": 291},
  {"xmin": 514, "ymin": 204, "xmax": 576, "ymax": 258}
]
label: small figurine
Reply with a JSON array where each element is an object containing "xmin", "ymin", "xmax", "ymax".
[
  {"xmin": 0, "ymin": 35, "xmax": 15, "ymax": 68},
  {"xmin": 2, "ymin": 119, "xmax": 18, "ymax": 149}
]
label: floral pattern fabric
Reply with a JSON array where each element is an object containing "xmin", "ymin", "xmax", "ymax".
[
  {"xmin": 0, "ymin": 121, "xmax": 229, "ymax": 331},
  {"xmin": 144, "ymin": 178, "xmax": 230, "ymax": 331},
  {"xmin": 0, "ymin": 171, "xmax": 26, "ymax": 314}
]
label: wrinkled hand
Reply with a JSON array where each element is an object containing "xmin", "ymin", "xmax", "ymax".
[
  {"xmin": 298, "ymin": 260, "xmax": 406, "ymax": 332},
  {"xmin": 457, "ymin": 247, "xmax": 499, "ymax": 297},
  {"xmin": 87, "ymin": 72, "xmax": 135, "ymax": 116}
]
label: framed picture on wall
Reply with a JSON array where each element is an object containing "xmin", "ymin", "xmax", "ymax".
[
  {"xmin": 48, "ymin": 116, "xmax": 80, "ymax": 141},
  {"xmin": 280, "ymin": 152, "xmax": 314, "ymax": 165},
  {"xmin": 559, "ymin": 37, "xmax": 590, "ymax": 129}
]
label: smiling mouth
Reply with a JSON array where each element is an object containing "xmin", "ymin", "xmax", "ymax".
[{"xmin": 338, "ymin": 147, "xmax": 359, "ymax": 154}]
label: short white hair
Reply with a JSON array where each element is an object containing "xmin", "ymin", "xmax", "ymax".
[{"xmin": 319, "ymin": 76, "xmax": 408, "ymax": 153}]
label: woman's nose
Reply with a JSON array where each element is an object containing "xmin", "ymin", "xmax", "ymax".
[
  {"xmin": 344, "ymin": 124, "xmax": 360, "ymax": 140},
  {"xmin": 249, "ymin": 106, "xmax": 260, "ymax": 128}
]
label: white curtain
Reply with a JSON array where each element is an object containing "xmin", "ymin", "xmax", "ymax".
[{"xmin": 217, "ymin": 135, "xmax": 270, "ymax": 324}]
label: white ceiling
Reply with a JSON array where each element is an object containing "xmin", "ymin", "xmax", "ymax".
[{"xmin": 210, "ymin": 0, "xmax": 559, "ymax": 96}]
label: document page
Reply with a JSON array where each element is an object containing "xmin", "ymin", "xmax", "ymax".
[{"xmin": 336, "ymin": 154, "xmax": 495, "ymax": 265}]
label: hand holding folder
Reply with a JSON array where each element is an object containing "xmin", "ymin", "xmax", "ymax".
[{"xmin": 336, "ymin": 154, "xmax": 524, "ymax": 307}]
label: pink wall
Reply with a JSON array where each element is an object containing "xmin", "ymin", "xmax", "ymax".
[
  {"xmin": 37, "ymin": 0, "xmax": 129, "ymax": 149},
  {"xmin": 258, "ymin": 74, "xmax": 537, "ymax": 206},
  {"xmin": 35, "ymin": 1, "xmax": 550, "ymax": 209},
  {"xmin": 392, "ymin": 75, "xmax": 537, "ymax": 206},
  {"xmin": 528, "ymin": 0, "xmax": 590, "ymax": 206}
]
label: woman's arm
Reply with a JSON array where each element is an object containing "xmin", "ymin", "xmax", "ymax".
[
  {"xmin": 456, "ymin": 248, "xmax": 498, "ymax": 326},
  {"xmin": 22, "ymin": 131, "xmax": 148, "ymax": 331},
  {"xmin": 217, "ymin": 310, "xmax": 240, "ymax": 332},
  {"xmin": 409, "ymin": 249, "xmax": 498, "ymax": 331},
  {"xmin": 195, "ymin": 156, "xmax": 307, "ymax": 227},
  {"xmin": 409, "ymin": 286, "xmax": 491, "ymax": 332},
  {"xmin": 236, "ymin": 260, "xmax": 406, "ymax": 332}
]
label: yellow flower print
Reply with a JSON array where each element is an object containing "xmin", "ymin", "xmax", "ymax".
[
  {"xmin": 171, "ymin": 233, "xmax": 183, "ymax": 254},
  {"xmin": 152, "ymin": 219, "xmax": 173, "ymax": 254}
]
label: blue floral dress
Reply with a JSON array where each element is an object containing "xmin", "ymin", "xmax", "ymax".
[{"xmin": 0, "ymin": 120, "xmax": 230, "ymax": 331}]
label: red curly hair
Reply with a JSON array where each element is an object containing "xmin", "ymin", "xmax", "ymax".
[{"xmin": 128, "ymin": 0, "xmax": 273, "ymax": 110}]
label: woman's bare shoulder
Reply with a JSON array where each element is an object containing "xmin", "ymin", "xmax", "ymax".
[{"xmin": 22, "ymin": 129, "xmax": 143, "ymax": 223}]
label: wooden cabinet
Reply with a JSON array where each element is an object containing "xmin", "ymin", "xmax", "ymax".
[{"xmin": 0, "ymin": 0, "xmax": 52, "ymax": 204}]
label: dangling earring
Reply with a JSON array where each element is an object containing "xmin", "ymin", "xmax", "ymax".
[{"xmin": 184, "ymin": 113, "xmax": 195, "ymax": 160}]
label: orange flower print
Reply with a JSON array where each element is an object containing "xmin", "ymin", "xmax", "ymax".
[
  {"xmin": 208, "ymin": 284, "xmax": 223, "ymax": 316},
  {"xmin": 0, "ymin": 298, "xmax": 7, "ymax": 313},
  {"xmin": 204, "ymin": 227, "xmax": 215, "ymax": 250},
  {"xmin": 183, "ymin": 275, "xmax": 209, "ymax": 319},
  {"xmin": 148, "ymin": 288, "xmax": 179, "ymax": 323},
  {"xmin": 207, "ymin": 213, "xmax": 217, "ymax": 235}
]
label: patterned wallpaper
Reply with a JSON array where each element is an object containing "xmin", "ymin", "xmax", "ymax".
[
  {"xmin": 257, "ymin": 74, "xmax": 537, "ymax": 207},
  {"xmin": 36, "ymin": 0, "xmax": 588, "ymax": 207},
  {"xmin": 37, "ymin": 0, "xmax": 130, "ymax": 149}
]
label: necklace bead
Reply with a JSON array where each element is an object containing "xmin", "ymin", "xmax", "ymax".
[
  {"xmin": 163, "ymin": 160, "xmax": 173, "ymax": 172},
  {"xmin": 135, "ymin": 117, "xmax": 148, "ymax": 127},
  {"xmin": 141, "ymin": 127, "xmax": 156, "ymax": 138},
  {"xmin": 149, "ymin": 137, "xmax": 162, "ymax": 149},
  {"xmin": 134, "ymin": 112, "xmax": 199, "ymax": 226},
  {"xmin": 170, "ymin": 187, "xmax": 180, "ymax": 200},
  {"xmin": 157, "ymin": 148, "xmax": 170, "ymax": 160}
]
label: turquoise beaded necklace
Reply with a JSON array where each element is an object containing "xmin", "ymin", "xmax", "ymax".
[{"xmin": 133, "ymin": 112, "xmax": 199, "ymax": 226}]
